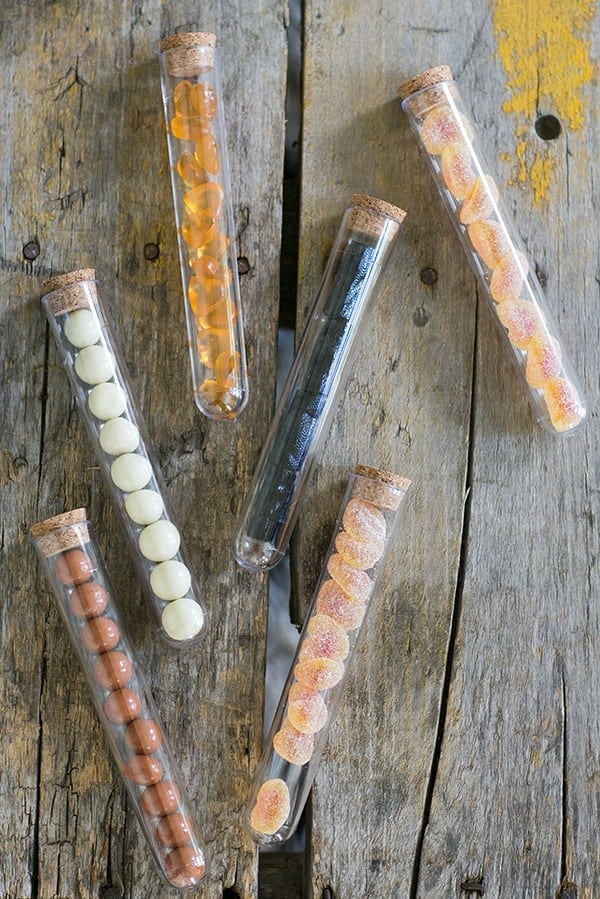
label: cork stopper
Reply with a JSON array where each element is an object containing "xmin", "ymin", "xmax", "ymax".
[
  {"xmin": 348, "ymin": 194, "xmax": 406, "ymax": 240},
  {"xmin": 351, "ymin": 464, "xmax": 411, "ymax": 511},
  {"xmin": 160, "ymin": 32, "xmax": 216, "ymax": 77},
  {"xmin": 31, "ymin": 508, "xmax": 90, "ymax": 556},
  {"xmin": 397, "ymin": 66, "xmax": 454, "ymax": 100},
  {"xmin": 41, "ymin": 269, "xmax": 97, "ymax": 315}
]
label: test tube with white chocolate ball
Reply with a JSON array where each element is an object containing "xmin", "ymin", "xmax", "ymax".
[
  {"xmin": 245, "ymin": 466, "xmax": 410, "ymax": 845},
  {"xmin": 31, "ymin": 510, "xmax": 207, "ymax": 890},
  {"xmin": 40, "ymin": 270, "xmax": 207, "ymax": 647},
  {"xmin": 399, "ymin": 67, "xmax": 586, "ymax": 435},
  {"xmin": 159, "ymin": 32, "xmax": 249, "ymax": 420}
]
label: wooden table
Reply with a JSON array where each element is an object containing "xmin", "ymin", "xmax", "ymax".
[{"xmin": 1, "ymin": 2, "xmax": 597, "ymax": 897}]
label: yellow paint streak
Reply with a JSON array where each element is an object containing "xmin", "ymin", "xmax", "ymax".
[{"xmin": 493, "ymin": 0, "xmax": 596, "ymax": 202}]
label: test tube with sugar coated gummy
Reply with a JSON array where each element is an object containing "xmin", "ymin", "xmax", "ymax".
[
  {"xmin": 233, "ymin": 195, "xmax": 406, "ymax": 571},
  {"xmin": 31, "ymin": 510, "xmax": 207, "ymax": 890},
  {"xmin": 41, "ymin": 270, "xmax": 207, "ymax": 647},
  {"xmin": 159, "ymin": 32, "xmax": 249, "ymax": 420},
  {"xmin": 245, "ymin": 466, "xmax": 410, "ymax": 844},
  {"xmin": 399, "ymin": 66, "xmax": 586, "ymax": 435}
]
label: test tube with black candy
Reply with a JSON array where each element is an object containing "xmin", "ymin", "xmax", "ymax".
[
  {"xmin": 245, "ymin": 466, "xmax": 410, "ymax": 843},
  {"xmin": 233, "ymin": 195, "xmax": 406, "ymax": 571},
  {"xmin": 31, "ymin": 510, "xmax": 207, "ymax": 889},
  {"xmin": 159, "ymin": 31, "xmax": 249, "ymax": 420},
  {"xmin": 41, "ymin": 270, "xmax": 207, "ymax": 647},
  {"xmin": 399, "ymin": 66, "xmax": 586, "ymax": 435}
]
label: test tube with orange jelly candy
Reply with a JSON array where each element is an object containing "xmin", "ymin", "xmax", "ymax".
[
  {"xmin": 160, "ymin": 32, "xmax": 248, "ymax": 419},
  {"xmin": 399, "ymin": 66, "xmax": 586, "ymax": 435},
  {"xmin": 245, "ymin": 466, "xmax": 410, "ymax": 844}
]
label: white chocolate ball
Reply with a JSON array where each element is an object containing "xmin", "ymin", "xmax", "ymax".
[
  {"xmin": 111, "ymin": 453, "xmax": 152, "ymax": 492},
  {"xmin": 99, "ymin": 418, "xmax": 140, "ymax": 455},
  {"xmin": 139, "ymin": 521, "xmax": 180, "ymax": 562},
  {"xmin": 64, "ymin": 309, "xmax": 101, "ymax": 348},
  {"xmin": 125, "ymin": 489, "xmax": 164, "ymax": 525},
  {"xmin": 88, "ymin": 382, "xmax": 127, "ymax": 420},
  {"xmin": 150, "ymin": 560, "xmax": 192, "ymax": 600},
  {"xmin": 75, "ymin": 345, "xmax": 115, "ymax": 385},
  {"xmin": 161, "ymin": 598, "xmax": 205, "ymax": 641}
]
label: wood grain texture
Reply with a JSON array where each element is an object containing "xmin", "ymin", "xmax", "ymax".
[
  {"xmin": 0, "ymin": 1, "xmax": 286, "ymax": 897},
  {"xmin": 296, "ymin": 2, "xmax": 598, "ymax": 898}
]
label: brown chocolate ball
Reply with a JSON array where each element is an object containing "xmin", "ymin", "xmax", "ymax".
[
  {"xmin": 156, "ymin": 812, "xmax": 194, "ymax": 848},
  {"xmin": 164, "ymin": 845, "xmax": 205, "ymax": 888},
  {"xmin": 140, "ymin": 781, "xmax": 181, "ymax": 818},
  {"xmin": 125, "ymin": 718, "xmax": 162, "ymax": 755},
  {"xmin": 69, "ymin": 582, "xmax": 108, "ymax": 618},
  {"xmin": 81, "ymin": 617, "xmax": 120, "ymax": 653},
  {"xmin": 92, "ymin": 651, "xmax": 132, "ymax": 690},
  {"xmin": 122, "ymin": 754, "xmax": 163, "ymax": 785},
  {"xmin": 55, "ymin": 549, "xmax": 94, "ymax": 586},
  {"xmin": 104, "ymin": 688, "xmax": 141, "ymax": 725}
]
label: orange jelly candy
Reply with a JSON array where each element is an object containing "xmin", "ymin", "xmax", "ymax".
[
  {"xmin": 195, "ymin": 133, "xmax": 219, "ymax": 176},
  {"xmin": 183, "ymin": 182, "xmax": 224, "ymax": 216},
  {"xmin": 327, "ymin": 554, "xmax": 373, "ymax": 604},
  {"xmin": 287, "ymin": 685, "xmax": 328, "ymax": 734},
  {"xmin": 300, "ymin": 613, "xmax": 349, "ymax": 661},
  {"xmin": 215, "ymin": 350, "xmax": 240, "ymax": 387},
  {"xmin": 496, "ymin": 298, "xmax": 541, "ymax": 350},
  {"xmin": 294, "ymin": 657, "xmax": 345, "ymax": 691},
  {"xmin": 441, "ymin": 143, "xmax": 476, "ymax": 200},
  {"xmin": 196, "ymin": 328, "xmax": 231, "ymax": 369},
  {"xmin": 170, "ymin": 115, "xmax": 209, "ymax": 143},
  {"xmin": 342, "ymin": 499, "xmax": 386, "ymax": 543},
  {"xmin": 460, "ymin": 175, "xmax": 499, "ymax": 225},
  {"xmin": 468, "ymin": 220, "xmax": 510, "ymax": 270},
  {"xmin": 192, "ymin": 255, "xmax": 232, "ymax": 284},
  {"xmin": 250, "ymin": 779, "xmax": 290, "ymax": 835},
  {"xmin": 334, "ymin": 530, "xmax": 384, "ymax": 570},
  {"xmin": 197, "ymin": 378, "xmax": 239, "ymax": 414},
  {"xmin": 188, "ymin": 276, "xmax": 227, "ymax": 319},
  {"xmin": 314, "ymin": 578, "xmax": 366, "ymax": 630},
  {"xmin": 173, "ymin": 80, "xmax": 217, "ymax": 119},
  {"xmin": 176, "ymin": 152, "xmax": 207, "ymax": 187},
  {"xmin": 202, "ymin": 232, "xmax": 230, "ymax": 259},
  {"xmin": 420, "ymin": 105, "xmax": 468, "ymax": 155},
  {"xmin": 273, "ymin": 720, "xmax": 315, "ymax": 765},
  {"xmin": 490, "ymin": 251, "xmax": 528, "ymax": 303},
  {"xmin": 525, "ymin": 334, "xmax": 562, "ymax": 389},
  {"xmin": 181, "ymin": 214, "xmax": 219, "ymax": 250},
  {"xmin": 543, "ymin": 377, "xmax": 584, "ymax": 432}
]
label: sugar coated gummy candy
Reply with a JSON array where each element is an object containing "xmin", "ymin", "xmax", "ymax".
[
  {"xmin": 525, "ymin": 334, "xmax": 562, "ymax": 389},
  {"xmin": 287, "ymin": 686, "xmax": 328, "ymax": 734},
  {"xmin": 420, "ymin": 105, "xmax": 465, "ymax": 155},
  {"xmin": 327, "ymin": 554, "xmax": 373, "ymax": 604},
  {"xmin": 335, "ymin": 530, "xmax": 384, "ymax": 570},
  {"xmin": 468, "ymin": 220, "xmax": 510, "ymax": 270},
  {"xmin": 459, "ymin": 175, "xmax": 499, "ymax": 225},
  {"xmin": 342, "ymin": 499, "xmax": 386, "ymax": 543},
  {"xmin": 294, "ymin": 657, "xmax": 345, "ymax": 691},
  {"xmin": 250, "ymin": 779, "xmax": 291, "ymax": 835},
  {"xmin": 273, "ymin": 720, "xmax": 315, "ymax": 765},
  {"xmin": 441, "ymin": 143, "xmax": 476, "ymax": 200},
  {"xmin": 543, "ymin": 377, "xmax": 585, "ymax": 432},
  {"xmin": 496, "ymin": 298, "xmax": 541, "ymax": 350},
  {"xmin": 300, "ymin": 613, "xmax": 349, "ymax": 661},
  {"xmin": 490, "ymin": 251, "xmax": 528, "ymax": 303},
  {"xmin": 314, "ymin": 578, "xmax": 367, "ymax": 630}
]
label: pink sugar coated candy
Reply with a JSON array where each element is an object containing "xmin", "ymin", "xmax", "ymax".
[
  {"xmin": 543, "ymin": 377, "xmax": 585, "ymax": 432},
  {"xmin": 294, "ymin": 657, "xmax": 345, "ymax": 691},
  {"xmin": 490, "ymin": 251, "xmax": 528, "ymax": 303},
  {"xmin": 342, "ymin": 499, "xmax": 386, "ymax": 543},
  {"xmin": 250, "ymin": 779, "xmax": 290, "ymax": 835},
  {"xmin": 299, "ymin": 613, "xmax": 349, "ymax": 661},
  {"xmin": 525, "ymin": 334, "xmax": 562, "ymax": 389},
  {"xmin": 468, "ymin": 220, "xmax": 510, "ymax": 270},
  {"xmin": 420, "ymin": 105, "xmax": 466, "ymax": 155},
  {"xmin": 327, "ymin": 554, "xmax": 373, "ymax": 605},
  {"xmin": 441, "ymin": 143, "xmax": 476, "ymax": 200},
  {"xmin": 460, "ymin": 175, "xmax": 499, "ymax": 225},
  {"xmin": 335, "ymin": 530, "xmax": 385, "ymax": 570},
  {"xmin": 273, "ymin": 719, "xmax": 315, "ymax": 765},
  {"xmin": 315, "ymin": 578, "xmax": 366, "ymax": 631},
  {"xmin": 496, "ymin": 298, "xmax": 541, "ymax": 351},
  {"xmin": 287, "ymin": 687, "xmax": 328, "ymax": 734}
]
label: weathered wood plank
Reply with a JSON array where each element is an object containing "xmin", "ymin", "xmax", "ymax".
[{"xmin": 0, "ymin": 2, "xmax": 286, "ymax": 897}]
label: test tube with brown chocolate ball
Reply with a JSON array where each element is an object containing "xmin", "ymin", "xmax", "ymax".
[
  {"xmin": 31, "ymin": 510, "xmax": 207, "ymax": 890},
  {"xmin": 399, "ymin": 66, "xmax": 586, "ymax": 435},
  {"xmin": 41, "ymin": 271, "xmax": 207, "ymax": 648},
  {"xmin": 245, "ymin": 467, "xmax": 410, "ymax": 845},
  {"xmin": 159, "ymin": 31, "xmax": 249, "ymax": 420}
]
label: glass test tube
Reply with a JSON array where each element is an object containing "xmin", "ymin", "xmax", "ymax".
[
  {"xmin": 245, "ymin": 466, "xmax": 410, "ymax": 844},
  {"xmin": 41, "ymin": 270, "xmax": 207, "ymax": 647},
  {"xmin": 399, "ymin": 66, "xmax": 586, "ymax": 435},
  {"xmin": 233, "ymin": 195, "xmax": 406, "ymax": 571},
  {"xmin": 159, "ymin": 31, "xmax": 249, "ymax": 420},
  {"xmin": 31, "ymin": 510, "xmax": 208, "ymax": 890}
]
